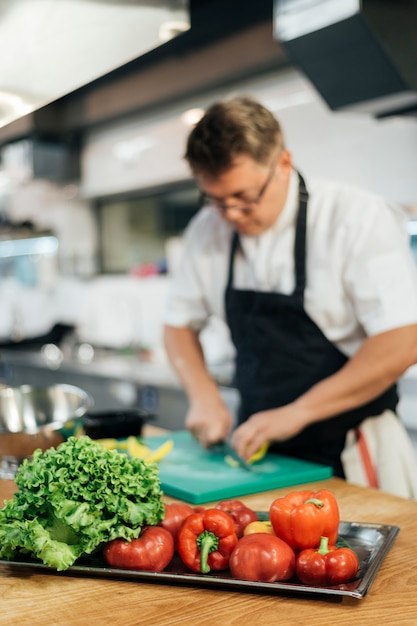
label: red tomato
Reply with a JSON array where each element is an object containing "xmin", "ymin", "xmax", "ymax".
[
  {"xmin": 103, "ymin": 526, "xmax": 174, "ymax": 572},
  {"xmin": 229, "ymin": 534, "xmax": 295, "ymax": 583},
  {"xmin": 158, "ymin": 502, "xmax": 196, "ymax": 547},
  {"xmin": 215, "ymin": 500, "xmax": 259, "ymax": 537}
]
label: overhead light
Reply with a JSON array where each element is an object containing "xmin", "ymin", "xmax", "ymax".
[
  {"xmin": 159, "ymin": 19, "xmax": 190, "ymax": 43},
  {"xmin": 0, "ymin": 91, "xmax": 34, "ymax": 128},
  {"xmin": 181, "ymin": 108, "xmax": 205, "ymax": 127}
]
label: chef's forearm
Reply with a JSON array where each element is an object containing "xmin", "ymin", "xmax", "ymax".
[
  {"xmin": 293, "ymin": 324, "xmax": 417, "ymax": 427},
  {"xmin": 163, "ymin": 325, "xmax": 220, "ymax": 402}
]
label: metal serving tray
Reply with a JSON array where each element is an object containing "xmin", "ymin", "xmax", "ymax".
[{"xmin": 0, "ymin": 520, "xmax": 399, "ymax": 601}]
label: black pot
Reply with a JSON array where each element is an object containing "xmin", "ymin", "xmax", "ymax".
[
  {"xmin": 0, "ymin": 323, "xmax": 74, "ymax": 349},
  {"xmin": 82, "ymin": 409, "xmax": 155, "ymax": 440}
]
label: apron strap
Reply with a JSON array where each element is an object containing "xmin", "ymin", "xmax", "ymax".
[
  {"xmin": 226, "ymin": 230, "xmax": 239, "ymax": 289},
  {"xmin": 294, "ymin": 172, "xmax": 309, "ymax": 304}
]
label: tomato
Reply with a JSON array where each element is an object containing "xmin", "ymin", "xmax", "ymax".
[
  {"xmin": 103, "ymin": 526, "xmax": 174, "ymax": 572},
  {"xmin": 243, "ymin": 520, "xmax": 275, "ymax": 536},
  {"xmin": 158, "ymin": 502, "xmax": 196, "ymax": 547},
  {"xmin": 215, "ymin": 500, "xmax": 259, "ymax": 537},
  {"xmin": 229, "ymin": 533, "xmax": 295, "ymax": 582}
]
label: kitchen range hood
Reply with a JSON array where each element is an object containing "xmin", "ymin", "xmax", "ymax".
[{"xmin": 274, "ymin": 0, "xmax": 417, "ymax": 118}]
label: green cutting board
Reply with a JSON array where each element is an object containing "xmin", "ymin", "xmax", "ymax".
[{"xmin": 143, "ymin": 430, "xmax": 332, "ymax": 504}]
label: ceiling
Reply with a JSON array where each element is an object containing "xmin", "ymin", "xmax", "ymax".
[
  {"xmin": 0, "ymin": 0, "xmax": 283, "ymax": 144},
  {"xmin": 0, "ymin": 0, "xmax": 190, "ymax": 129}
]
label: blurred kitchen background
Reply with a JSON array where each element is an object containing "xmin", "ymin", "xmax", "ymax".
[{"xmin": 0, "ymin": 0, "xmax": 416, "ymax": 447}]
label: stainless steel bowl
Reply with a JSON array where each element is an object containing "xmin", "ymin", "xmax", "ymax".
[
  {"xmin": 0, "ymin": 384, "xmax": 92, "ymax": 475},
  {"xmin": 0, "ymin": 383, "xmax": 92, "ymax": 434}
]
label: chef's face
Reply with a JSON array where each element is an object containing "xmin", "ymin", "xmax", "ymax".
[{"xmin": 196, "ymin": 150, "xmax": 293, "ymax": 236}]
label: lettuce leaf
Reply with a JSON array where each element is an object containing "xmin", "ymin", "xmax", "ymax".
[{"xmin": 0, "ymin": 436, "xmax": 165, "ymax": 570}]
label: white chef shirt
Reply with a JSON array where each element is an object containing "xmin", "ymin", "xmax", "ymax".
[{"xmin": 163, "ymin": 170, "xmax": 417, "ymax": 358}]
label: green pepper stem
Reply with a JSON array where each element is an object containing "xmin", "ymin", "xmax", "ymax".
[
  {"xmin": 196, "ymin": 530, "xmax": 219, "ymax": 574},
  {"xmin": 317, "ymin": 536, "xmax": 331, "ymax": 555},
  {"xmin": 304, "ymin": 497, "xmax": 324, "ymax": 508}
]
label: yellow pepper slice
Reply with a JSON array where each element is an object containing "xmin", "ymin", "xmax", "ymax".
[
  {"xmin": 96, "ymin": 438, "xmax": 118, "ymax": 450},
  {"xmin": 224, "ymin": 442, "xmax": 269, "ymax": 468},
  {"xmin": 95, "ymin": 436, "xmax": 173, "ymax": 463},
  {"xmin": 125, "ymin": 437, "xmax": 155, "ymax": 460},
  {"xmin": 224, "ymin": 455, "xmax": 240, "ymax": 468},
  {"xmin": 149, "ymin": 439, "xmax": 174, "ymax": 462},
  {"xmin": 248, "ymin": 442, "xmax": 269, "ymax": 464}
]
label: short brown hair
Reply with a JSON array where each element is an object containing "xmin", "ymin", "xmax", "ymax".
[{"xmin": 185, "ymin": 96, "xmax": 285, "ymax": 177}]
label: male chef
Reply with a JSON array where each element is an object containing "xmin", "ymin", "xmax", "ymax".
[{"xmin": 162, "ymin": 96, "xmax": 417, "ymax": 482}]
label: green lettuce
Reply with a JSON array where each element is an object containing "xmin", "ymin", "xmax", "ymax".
[{"xmin": 0, "ymin": 436, "xmax": 165, "ymax": 570}]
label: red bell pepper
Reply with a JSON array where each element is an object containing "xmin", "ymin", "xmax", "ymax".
[
  {"xmin": 103, "ymin": 526, "xmax": 174, "ymax": 572},
  {"xmin": 229, "ymin": 533, "xmax": 295, "ymax": 583},
  {"xmin": 177, "ymin": 508, "xmax": 238, "ymax": 574},
  {"xmin": 158, "ymin": 502, "xmax": 197, "ymax": 548},
  {"xmin": 269, "ymin": 489, "xmax": 340, "ymax": 552},
  {"xmin": 215, "ymin": 500, "xmax": 259, "ymax": 537},
  {"xmin": 296, "ymin": 536, "xmax": 359, "ymax": 586}
]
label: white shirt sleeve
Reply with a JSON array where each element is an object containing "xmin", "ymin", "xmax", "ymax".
[{"xmin": 343, "ymin": 195, "xmax": 417, "ymax": 336}]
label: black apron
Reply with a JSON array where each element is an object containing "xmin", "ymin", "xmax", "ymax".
[{"xmin": 225, "ymin": 173, "xmax": 398, "ymax": 476}]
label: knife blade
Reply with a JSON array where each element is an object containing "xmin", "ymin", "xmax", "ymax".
[{"xmin": 210, "ymin": 440, "xmax": 256, "ymax": 473}]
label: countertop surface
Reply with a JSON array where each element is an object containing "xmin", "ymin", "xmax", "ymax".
[{"xmin": 0, "ymin": 448, "xmax": 416, "ymax": 625}]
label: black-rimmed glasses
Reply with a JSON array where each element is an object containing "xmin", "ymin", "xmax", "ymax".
[{"xmin": 200, "ymin": 158, "xmax": 277, "ymax": 214}]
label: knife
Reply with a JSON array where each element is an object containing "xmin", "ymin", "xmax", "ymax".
[{"xmin": 209, "ymin": 440, "xmax": 256, "ymax": 473}]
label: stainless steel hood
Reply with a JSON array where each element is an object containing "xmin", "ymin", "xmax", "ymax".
[{"xmin": 274, "ymin": 0, "xmax": 417, "ymax": 118}]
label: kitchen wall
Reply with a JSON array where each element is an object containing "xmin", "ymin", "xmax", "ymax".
[{"xmin": 1, "ymin": 64, "xmax": 416, "ymax": 354}]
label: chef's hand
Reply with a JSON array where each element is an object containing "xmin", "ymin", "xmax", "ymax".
[
  {"xmin": 231, "ymin": 404, "xmax": 306, "ymax": 460},
  {"xmin": 186, "ymin": 394, "xmax": 234, "ymax": 448}
]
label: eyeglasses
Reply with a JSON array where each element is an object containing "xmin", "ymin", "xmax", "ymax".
[{"xmin": 200, "ymin": 158, "xmax": 277, "ymax": 214}]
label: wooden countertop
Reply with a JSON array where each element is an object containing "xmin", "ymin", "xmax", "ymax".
[{"xmin": 0, "ymin": 474, "xmax": 416, "ymax": 626}]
